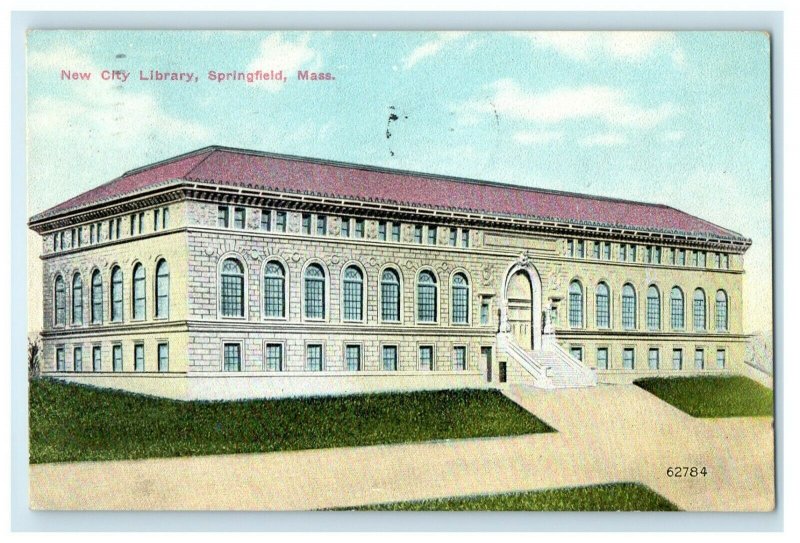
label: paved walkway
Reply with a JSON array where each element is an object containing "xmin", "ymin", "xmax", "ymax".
[{"xmin": 29, "ymin": 385, "xmax": 774, "ymax": 511}]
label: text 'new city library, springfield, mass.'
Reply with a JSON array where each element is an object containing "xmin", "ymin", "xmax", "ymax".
[{"xmin": 29, "ymin": 146, "xmax": 751, "ymax": 400}]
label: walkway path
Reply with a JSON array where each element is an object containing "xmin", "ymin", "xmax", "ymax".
[{"xmin": 29, "ymin": 385, "xmax": 774, "ymax": 511}]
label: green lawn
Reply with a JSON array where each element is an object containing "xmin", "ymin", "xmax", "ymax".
[
  {"xmin": 29, "ymin": 378, "xmax": 553, "ymax": 464},
  {"xmin": 634, "ymin": 375, "xmax": 773, "ymax": 418},
  {"xmin": 341, "ymin": 483, "xmax": 679, "ymax": 511}
]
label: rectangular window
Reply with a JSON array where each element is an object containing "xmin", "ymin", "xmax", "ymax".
[
  {"xmin": 650, "ymin": 246, "xmax": 661, "ymax": 264},
  {"xmin": 691, "ymin": 251, "xmax": 699, "ymax": 267},
  {"xmin": 354, "ymin": 219, "xmax": 365, "ymax": 238},
  {"xmin": 391, "ymin": 223, "xmax": 401, "ymax": 242},
  {"xmin": 382, "ymin": 345, "xmax": 398, "ymax": 371},
  {"xmin": 480, "ymin": 299, "xmax": 490, "ymax": 325},
  {"xmin": 570, "ymin": 347, "xmax": 583, "ymax": 362},
  {"xmin": 694, "ymin": 349, "xmax": 705, "ymax": 370},
  {"xmin": 108, "ymin": 220, "xmax": 114, "ymax": 240},
  {"xmin": 158, "ymin": 342, "xmax": 169, "ymax": 372},
  {"xmin": 592, "ymin": 242, "xmax": 600, "ymax": 259},
  {"xmin": 378, "ymin": 221, "xmax": 387, "ymax": 241},
  {"xmin": 462, "ymin": 230, "xmax": 470, "ymax": 248},
  {"xmin": 217, "ymin": 206, "xmax": 229, "ymax": 228},
  {"xmin": 668, "ymin": 248, "xmax": 675, "ymax": 265},
  {"xmin": 154, "ymin": 208, "xmax": 160, "ymax": 231},
  {"xmin": 414, "ymin": 225, "xmax": 423, "ymax": 244},
  {"xmin": 275, "ymin": 211, "xmax": 287, "ymax": 232},
  {"xmin": 672, "ymin": 349, "xmax": 683, "ymax": 370},
  {"xmin": 597, "ymin": 348, "xmax": 608, "ymax": 370},
  {"xmin": 134, "ymin": 343, "xmax": 144, "ymax": 372},
  {"xmin": 112, "ymin": 344, "xmax": 122, "ymax": 372},
  {"xmin": 71, "ymin": 228, "xmax": 76, "ymax": 247},
  {"xmin": 449, "ymin": 228, "xmax": 457, "ymax": 246},
  {"xmin": 345, "ymin": 345, "xmax": 361, "ymax": 371},
  {"xmin": 618, "ymin": 243, "xmax": 626, "ymax": 262},
  {"xmin": 92, "ymin": 345, "xmax": 101, "ymax": 372},
  {"xmin": 603, "ymin": 242, "xmax": 611, "ymax": 260},
  {"xmin": 223, "ymin": 343, "xmax": 242, "ymax": 372},
  {"xmin": 453, "ymin": 346, "xmax": 467, "ymax": 371},
  {"xmin": 711, "ymin": 252, "xmax": 720, "ymax": 268},
  {"xmin": 576, "ymin": 240, "xmax": 585, "ymax": 258},
  {"xmin": 419, "ymin": 346, "xmax": 433, "ymax": 371},
  {"xmin": 302, "ymin": 213, "xmax": 312, "ymax": 235},
  {"xmin": 162, "ymin": 207, "xmax": 169, "ymax": 229},
  {"xmin": 129, "ymin": 215, "xmax": 135, "ymax": 236},
  {"xmin": 261, "ymin": 209, "xmax": 272, "ymax": 231},
  {"xmin": 265, "ymin": 343, "xmax": 283, "ymax": 371},
  {"xmin": 716, "ymin": 349, "xmax": 726, "ymax": 369},
  {"xmin": 56, "ymin": 346, "xmax": 65, "ymax": 371},
  {"xmin": 73, "ymin": 346, "xmax": 83, "ymax": 372},
  {"xmin": 77, "ymin": 227, "xmax": 82, "ymax": 247},
  {"xmin": 340, "ymin": 217, "xmax": 350, "ymax": 237},
  {"xmin": 622, "ymin": 348, "xmax": 635, "ymax": 370},
  {"xmin": 90, "ymin": 224, "xmax": 95, "ymax": 244},
  {"xmin": 427, "ymin": 226, "xmax": 437, "ymax": 245},
  {"xmin": 568, "ymin": 239, "xmax": 574, "ymax": 257},
  {"xmin": 316, "ymin": 215, "xmax": 327, "ymax": 235},
  {"xmin": 233, "ymin": 207, "xmax": 246, "ymax": 229},
  {"xmin": 116, "ymin": 218, "xmax": 121, "ymax": 239},
  {"xmin": 721, "ymin": 253, "xmax": 729, "ymax": 269},
  {"xmin": 138, "ymin": 213, "xmax": 144, "ymax": 234},
  {"xmin": 306, "ymin": 344, "xmax": 323, "ymax": 371},
  {"xmin": 628, "ymin": 245, "xmax": 636, "ymax": 262},
  {"xmin": 648, "ymin": 348, "xmax": 659, "ymax": 370}
]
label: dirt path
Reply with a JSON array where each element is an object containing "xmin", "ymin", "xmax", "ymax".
[{"xmin": 28, "ymin": 384, "xmax": 774, "ymax": 511}]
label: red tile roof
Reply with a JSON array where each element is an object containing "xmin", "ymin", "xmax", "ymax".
[{"xmin": 31, "ymin": 145, "xmax": 747, "ymax": 242}]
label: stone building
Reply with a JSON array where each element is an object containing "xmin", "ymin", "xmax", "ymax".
[{"xmin": 28, "ymin": 146, "xmax": 751, "ymax": 399}]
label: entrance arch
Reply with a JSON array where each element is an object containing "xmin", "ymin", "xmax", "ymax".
[{"xmin": 499, "ymin": 256, "xmax": 543, "ymax": 351}]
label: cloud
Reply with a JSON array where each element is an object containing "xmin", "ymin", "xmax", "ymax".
[
  {"xmin": 663, "ymin": 130, "xmax": 685, "ymax": 141},
  {"xmin": 247, "ymin": 32, "xmax": 321, "ymax": 90},
  {"xmin": 464, "ymin": 79, "xmax": 677, "ymax": 128},
  {"xmin": 516, "ymin": 31, "xmax": 685, "ymax": 65},
  {"xmin": 27, "ymin": 45, "xmax": 212, "ymax": 213},
  {"xmin": 579, "ymin": 132, "xmax": 627, "ymax": 147},
  {"xmin": 402, "ymin": 32, "xmax": 468, "ymax": 69},
  {"xmin": 513, "ymin": 130, "xmax": 565, "ymax": 145}
]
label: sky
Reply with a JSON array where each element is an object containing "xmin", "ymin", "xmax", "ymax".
[{"xmin": 26, "ymin": 30, "xmax": 772, "ymax": 333}]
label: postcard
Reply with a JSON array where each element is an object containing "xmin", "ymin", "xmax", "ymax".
[{"xmin": 25, "ymin": 30, "xmax": 774, "ymax": 512}]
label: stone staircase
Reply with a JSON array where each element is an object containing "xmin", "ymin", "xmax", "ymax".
[{"xmin": 498, "ymin": 332, "xmax": 597, "ymax": 389}]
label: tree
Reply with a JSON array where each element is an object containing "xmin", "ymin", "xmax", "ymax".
[{"xmin": 28, "ymin": 335, "xmax": 41, "ymax": 380}]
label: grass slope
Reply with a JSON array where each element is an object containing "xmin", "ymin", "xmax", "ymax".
[
  {"xmin": 634, "ymin": 375, "xmax": 773, "ymax": 418},
  {"xmin": 29, "ymin": 378, "xmax": 552, "ymax": 464},
  {"xmin": 343, "ymin": 483, "xmax": 679, "ymax": 511}
]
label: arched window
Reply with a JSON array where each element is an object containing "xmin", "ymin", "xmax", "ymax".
[
  {"xmin": 263, "ymin": 261, "xmax": 285, "ymax": 318},
  {"xmin": 380, "ymin": 268, "xmax": 400, "ymax": 322},
  {"xmin": 111, "ymin": 266, "xmax": 123, "ymax": 322},
  {"xmin": 622, "ymin": 284, "xmax": 637, "ymax": 329},
  {"xmin": 716, "ymin": 290, "xmax": 728, "ymax": 332},
  {"xmin": 342, "ymin": 265, "xmax": 364, "ymax": 321},
  {"xmin": 155, "ymin": 259, "xmax": 169, "ymax": 318},
  {"xmin": 304, "ymin": 264, "xmax": 326, "ymax": 319},
  {"xmin": 568, "ymin": 280, "xmax": 583, "ymax": 328},
  {"xmin": 451, "ymin": 273, "xmax": 469, "ymax": 324},
  {"xmin": 71, "ymin": 274, "xmax": 83, "ymax": 325},
  {"xmin": 647, "ymin": 286, "xmax": 661, "ymax": 330},
  {"xmin": 670, "ymin": 287, "xmax": 685, "ymax": 329},
  {"xmin": 693, "ymin": 288, "xmax": 706, "ymax": 331},
  {"xmin": 595, "ymin": 282, "xmax": 610, "ymax": 328},
  {"xmin": 417, "ymin": 270, "xmax": 438, "ymax": 322},
  {"xmin": 91, "ymin": 270, "xmax": 103, "ymax": 323},
  {"xmin": 132, "ymin": 264, "xmax": 146, "ymax": 320},
  {"xmin": 220, "ymin": 258, "xmax": 245, "ymax": 317},
  {"xmin": 54, "ymin": 275, "xmax": 66, "ymax": 326}
]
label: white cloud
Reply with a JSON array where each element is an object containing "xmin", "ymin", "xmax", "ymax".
[
  {"xmin": 663, "ymin": 130, "xmax": 685, "ymax": 141},
  {"xmin": 579, "ymin": 132, "xmax": 627, "ymax": 147},
  {"xmin": 516, "ymin": 31, "xmax": 685, "ymax": 65},
  {"xmin": 513, "ymin": 130, "xmax": 565, "ymax": 145},
  {"xmin": 27, "ymin": 45, "xmax": 212, "ymax": 214},
  {"xmin": 465, "ymin": 79, "xmax": 677, "ymax": 128},
  {"xmin": 247, "ymin": 32, "xmax": 321, "ymax": 91},
  {"xmin": 402, "ymin": 32, "xmax": 468, "ymax": 70}
]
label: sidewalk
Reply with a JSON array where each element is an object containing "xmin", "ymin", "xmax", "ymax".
[{"xmin": 29, "ymin": 384, "xmax": 774, "ymax": 511}]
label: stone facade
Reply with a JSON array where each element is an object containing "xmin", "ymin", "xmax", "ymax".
[{"xmin": 30, "ymin": 156, "xmax": 750, "ymax": 400}]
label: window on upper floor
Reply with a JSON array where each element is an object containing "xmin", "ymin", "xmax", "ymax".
[
  {"xmin": 91, "ymin": 270, "xmax": 103, "ymax": 324},
  {"xmin": 427, "ymin": 225, "xmax": 437, "ymax": 245},
  {"xmin": 217, "ymin": 206, "xmax": 229, "ymax": 228},
  {"xmin": 568, "ymin": 280, "xmax": 583, "ymax": 328},
  {"xmin": 417, "ymin": 271, "xmax": 438, "ymax": 322},
  {"xmin": 111, "ymin": 266, "xmax": 123, "ymax": 322},
  {"xmin": 340, "ymin": 217, "xmax": 351, "ymax": 237},
  {"xmin": 414, "ymin": 225, "xmax": 423, "ymax": 244},
  {"xmin": 595, "ymin": 282, "xmax": 610, "ymax": 329},
  {"xmin": 622, "ymin": 284, "xmax": 637, "ymax": 329},
  {"xmin": 380, "ymin": 268, "xmax": 401, "ymax": 322},
  {"xmin": 54, "ymin": 275, "xmax": 66, "ymax": 326},
  {"xmin": 451, "ymin": 273, "xmax": 469, "ymax": 324},
  {"xmin": 220, "ymin": 258, "xmax": 245, "ymax": 318},
  {"xmin": 391, "ymin": 223, "xmax": 401, "ymax": 242},
  {"xmin": 647, "ymin": 286, "xmax": 661, "ymax": 331},
  {"xmin": 302, "ymin": 213, "xmax": 312, "ymax": 235},
  {"xmin": 342, "ymin": 265, "xmax": 364, "ymax": 321},
  {"xmin": 378, "ymin": 221, "xmax": 387, "ymax": 241},
  {"xmin": 233, "ymin": 207, "xmax": 246, "ymax": 229},
  {"xmin": 275, "ymin": 211, "xmax": 287, "ymax": 232},
  {"xmin": 693, "ymin": 288, "xmax": 706, "ymax": 331},
  {"xmin": 155, "ymin": 259, "xmax": 170, "ymax": 319},
  {"xmin": 670, "ymin": 287, "xmax": 685, "ymax": 330},
  {"xmin": 72, "ymin": 274, "xmax": 83, "ymax": 325},
  {"xmin": 449, "ymin": 228, "xmax": 457, "ymax": 247},
  {"xmin": 354, "ymin": 219, "xmax": 365, "ymax": 238},
  {"xmin": 263, "ymin": 261, "xmax": 286, "ymax": 318},
  {"xmin": 462, "ymin": 229, "xmax": 470, "ymax": 248},
  {"xmin": 316, "ymin": 215, "xmax": 327, "ymax": 236},
  {"xmin": 715, "ymin": 290, "xmax": 728, "ymax": 332},
  {"xmin": 133, "ymin": 264, "xmax": 146, "ymax": 320},
  {"xmin": 261, "ymin": 209, "xmax": 272, "ymax": 231},
  {"xmin": 304, "ymin": 264, "xmax": 326, "ymax": 319}
]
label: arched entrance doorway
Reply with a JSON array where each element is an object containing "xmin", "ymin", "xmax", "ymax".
[
  {"xmin": 500, "ymin": 256, "xmax": 543, "ymax": 351},
  {"xmin": 507, "ymin": 271, "xmax": 533, "ymax": 349}
]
